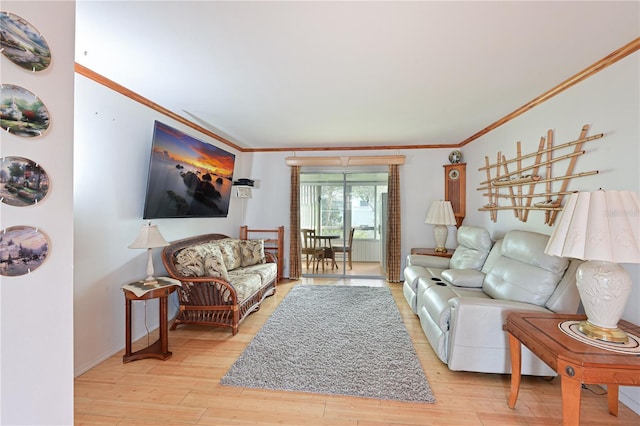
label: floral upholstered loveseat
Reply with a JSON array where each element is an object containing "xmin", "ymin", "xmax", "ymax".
[{"xmin": 162, "ymin": 233, "xmax": 278, "ymax": 335}]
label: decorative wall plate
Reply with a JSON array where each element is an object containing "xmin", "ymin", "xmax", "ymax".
[
  {"xmin": 0, "ymin": 11, "xmax": 51, "ymax": 71},
  {"xmin": 0, "ymin": 226, "xmax": 49, "ymax": 276},
  {"xmin": 0, "ymin": 84, "xmax": 50, "ymax": 137},
  {"xmin": 0, "ymin": 156, "xmax": 49, "ymax": 206},
  {"xmin": 448, "ymin": 150, "xmax": 462, "ymax": 164}
]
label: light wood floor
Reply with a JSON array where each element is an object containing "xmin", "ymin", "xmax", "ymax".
[
  {"xmin": 301, "ymin": 260, "xmax": 385, "ymax": 277},
  {"xmin": 75, "ymin": 278, "xmax": 640, "ymax": 425}
]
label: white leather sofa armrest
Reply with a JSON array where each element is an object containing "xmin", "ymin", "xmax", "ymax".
[
  {"xmin": 407, "ymin": 254, "xmax": 451, "ymax": 269},
  {"xmin": 441, "ymin": 269, "xmax": 485, "ymax": 288},
  {"xmin": 449, "ymin": 296, "xmax": 552, "ymax": 323},
  {"xmin": 448, "ymin": 297, "xmax": 551, "ymax": 355},
  {"xmin": 447, "ymin": 297, "xmax": 554, "ymax": 375}
]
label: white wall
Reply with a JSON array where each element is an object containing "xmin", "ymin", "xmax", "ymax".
[
  {"xmin": 73, "ymin": 75, "xmax": 248, "ymax": 374},
  {"xmin": 0, "ymin": 1, "xmax": 75, "ymax": 424}
]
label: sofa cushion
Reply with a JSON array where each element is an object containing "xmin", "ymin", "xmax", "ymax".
[
  {"xmin": 236, "ymin": 263, "xmax": 277, "ymax": 285},
  {"xmin": 227, "ymin": 270, "xmax": 264, "ymax": 302},
  {"xmin": 404, "ymin": 265, "xmax": 437, "ymax": 292},
  {"xmin": 239, "ymin": 239, "xmax": 266, "ymax": 267},
  {"xmin": 215, "ymin": 238, "xmax": 242, "ymax": 271},
  {"xmin": 441, "ymin": 269, "xmax": 485, "ymax": 288},
  {"xmin": 500, "ymin": 230, "xmax": 569, "ymax": 273},
  {"xmin": 423, "ymin": 285, "xmax": 458, "ymax": 333},
  {"xmin": 482, "ymin": 231, "xmax": 569, "ymax": 307},
  {"xmin": 204, "ymin": 248, "xmax": 229, "ymax": 281},
  {"xmin": 174, "ymin": 246, "xmax": 205, "ymax": 277},
  {"xmin": 174, "ymin": 243, "xmax": 230, "ymax": 280},
  {"xmin": 449, "ymin": 226, "xmax": 493, "ymax": 270}
]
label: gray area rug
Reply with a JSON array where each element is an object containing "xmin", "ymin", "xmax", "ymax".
[{"xmin": 220, "ymin": 285, "xmax": 435, "ymax": 403}]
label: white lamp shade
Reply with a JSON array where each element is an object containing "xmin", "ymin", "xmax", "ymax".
[
  {"xmin": 128, "ymin": 222, "xmax": 169, "ymax": 249},
  {"xmin": 425, "ymin": 200, "xmax": 457, "ymax": 226},
  {"xmin": 545, "ymin": 190, "xmax": 640, "ymax": 264}
]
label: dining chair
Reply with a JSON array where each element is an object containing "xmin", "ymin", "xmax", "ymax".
[
  {"xmin": 301, "ymin": 229, "xmax": 324, "ymax": 270},
  {"xmin": 333, "ymin": 227, "xmax": 355, "ymax": 269}
]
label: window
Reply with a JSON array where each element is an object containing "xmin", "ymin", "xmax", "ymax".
[{"xmin": 301, "ymin": 172, "xmax": 387, "ymax": 241}]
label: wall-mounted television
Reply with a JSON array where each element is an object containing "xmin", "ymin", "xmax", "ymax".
[{"xmin": 142, "ymin": 121, "xmax": 236, "ymax": 219}]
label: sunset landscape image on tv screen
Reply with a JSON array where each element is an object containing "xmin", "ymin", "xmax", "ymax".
[{"xmin": 143, "ymin": 121, "xmax": 236, "ymax": 219}]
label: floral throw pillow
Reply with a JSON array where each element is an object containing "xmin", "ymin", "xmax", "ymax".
[
  {"xmin": 239, "ymin": 239, "xmax": 266, "ymax": 267},
  {"xmin": 174, "ymin": 246, "xmax": 205, "ymax": 277},
  {"xmin": 215, "ymin": 238, "xmax": 242, "ymax": 271},
  {"xmin": 204, "ymin": 245, "xmax": 229, "ymax": 281}
]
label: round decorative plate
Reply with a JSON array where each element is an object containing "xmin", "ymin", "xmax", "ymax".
[
  {"xmin": 0, "ymin": 84, "xmax": 50, "ymax": 137},
  {"xmin": 0, "ymin": 156, "xmax": 50, "ymax": 206},
  {"xmin": 448, "ymin": 150, "xmax": 462, "ymax": 164},
  {"xmin": 0, "ymin": 11, "xmax": 51, "ymax": 71},
  {"xmin": 0, "ymin": 226, "xmax": 50, "ymax": 276}
]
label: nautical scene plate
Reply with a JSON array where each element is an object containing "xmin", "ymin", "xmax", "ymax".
[
  {"xmin": 0, "ymin": 156, "xmax": 50, "ymax": 206},
  {"xmin": 0, "ymin": 11, "xmax": 51, "ymax": 71},
  {"xmin": 0, "ymin": 84, "xmax": 50, "ymax": 137},
  {"xmin": 0, "ymin": 226, "xmax": 49, "ymax": 277}
]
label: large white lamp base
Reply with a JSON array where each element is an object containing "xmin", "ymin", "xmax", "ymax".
[
  {"xmin": 576, "ymin": 260, "xmax": 631, "ymax": 343},
  {"xmin": 433, "ymin": 224, "xmax": 448, "ymax": 253}
]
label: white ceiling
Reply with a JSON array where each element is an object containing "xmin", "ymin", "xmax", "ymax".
[{"xmin": 75, "ymin": 1, "xmax": 639, "ymax": 151}]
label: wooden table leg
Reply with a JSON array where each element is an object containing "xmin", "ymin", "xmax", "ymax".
[
  {"xmin": 560, "ymin": 375, "xmax": 582, "ymax": 426},
  {"xmin": 159, "ymin": 293, "xmax": 169, "ymax": 355},
  {"xmin": 607, "ymin": 384, "xmax": 619, "ymax": 417},
  {"xmin": 124, "ymin": 298, "xmax": 132, "ymax": 359},
  {"xmin": 507, "ymin": 333, "xmax": 522, "ymax": 409}
]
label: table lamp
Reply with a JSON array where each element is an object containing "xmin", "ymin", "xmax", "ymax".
[
  {"xmin": 425, "ymin": 200, "xmax": 457, "ymax": 253},
  {"xmin": 544, "ymin": 190, "xmax": 640, "ymax": 343},
  {"xmin": 129, "ymin": 221, "xmax": 170, "ymax": 283}
]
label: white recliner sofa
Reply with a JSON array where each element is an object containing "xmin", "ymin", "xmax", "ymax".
[
  {"xmin": 404, "ymin": 225, "xmax": 494, "ymax": 315},
  {"xmin": 404, "ymin": 228, "xmax": 582, "ymax": 376}
]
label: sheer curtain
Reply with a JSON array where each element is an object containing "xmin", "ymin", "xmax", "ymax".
[
  {"xmin": 289, "ymin": 165, "xmax": 301, "ymax": 279},
  {"xmin": 386, "ymin": 164, "xmax": 401, "ymax": 282}
]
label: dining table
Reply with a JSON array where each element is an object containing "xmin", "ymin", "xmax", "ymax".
[{"xmin": 313, "ymin": 235, "xmax": 339, "ymax": 270}]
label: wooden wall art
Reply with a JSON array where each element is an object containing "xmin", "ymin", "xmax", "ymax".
[{"xmin": 477, "ymin": 124, "xmax": 602, "ymax": 226}]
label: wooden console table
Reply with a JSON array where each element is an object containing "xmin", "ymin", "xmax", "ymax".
[
  {"xmin": 504, "ymin": 312, "xmax": 640, "ymax": 426},
  {"xmin": 122, "ymin": 277, "xmax": 180, "ymax": 363},
  {"xmin": 410, "ymin": 247, "xmax": 454, "ymax": 258}
]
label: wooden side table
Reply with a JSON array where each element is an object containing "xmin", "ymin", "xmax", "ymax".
[
  {"xmin": 122, "ymin": 277, "xmax": 180, "ymax": 363},
  {"xmin": 410, "ymin": 247, "xmax": 454, "ymax": 258},
  {"xmin": 504, "ymin": 312, "xmax": 640, "ymax": 426}
]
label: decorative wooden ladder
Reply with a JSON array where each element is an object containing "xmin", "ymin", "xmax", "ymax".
[{"xmin": 239, "ymin": 226, "xmax": 285, "ymax": 282}]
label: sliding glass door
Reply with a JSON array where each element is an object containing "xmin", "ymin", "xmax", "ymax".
[{"xmin": 300, "ymin": 171, "xmax": 388, "ymax": 278}]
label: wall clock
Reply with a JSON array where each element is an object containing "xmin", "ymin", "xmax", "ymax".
[{"xmin": 444, "ymin": 163, "xmax": 466, "ymax": 228}]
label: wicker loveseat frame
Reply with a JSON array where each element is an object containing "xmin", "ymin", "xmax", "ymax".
[{"xmin": 161, "ymin": 233, "xmax": 277, "ymax": 335}]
